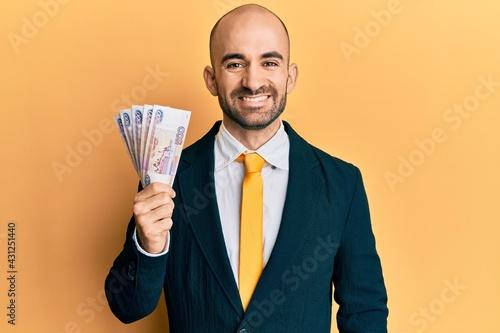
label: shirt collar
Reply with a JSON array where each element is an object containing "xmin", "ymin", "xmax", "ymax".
[{"xmin": 214, "ymin": 120, "xmax": 290, "ymax": 171}]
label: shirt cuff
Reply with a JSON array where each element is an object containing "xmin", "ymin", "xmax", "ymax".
[{"xmin": 133, "ymin": 227, "xmax": 170, "ymax": 257}]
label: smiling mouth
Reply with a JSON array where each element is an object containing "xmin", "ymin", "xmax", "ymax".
[{"xmin": 239, "ymin": 95, "xmax": 270, "ymax": 102}]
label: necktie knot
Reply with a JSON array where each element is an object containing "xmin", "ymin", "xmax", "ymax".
[{"xmin": 239, "ymin": 153, "xmax": 265, "ymax": 174}]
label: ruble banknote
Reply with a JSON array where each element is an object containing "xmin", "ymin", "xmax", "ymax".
[{"xmin": 114, "ymin": 104, "xmax": 191, "ymax": 187}]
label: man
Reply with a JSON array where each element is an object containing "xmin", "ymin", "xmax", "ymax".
[{"xmin": 105, "ymin": 4, "xmax": 388, "ymax": 332}]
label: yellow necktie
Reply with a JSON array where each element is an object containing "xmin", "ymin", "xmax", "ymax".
[{"xmin": 238, "ymin": 153, "xmax": 265, "ymax": 310}]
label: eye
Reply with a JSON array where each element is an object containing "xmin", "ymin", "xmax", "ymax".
[
  {"xmin": 226, "ymin": 62, "xmax": 244, "ymax": 69},
  {"xmin": 263, "ymin": 61, "xmax": 279, "ymax": 67}
]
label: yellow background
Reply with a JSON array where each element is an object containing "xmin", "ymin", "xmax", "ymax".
[{"xmin": 1, "ymin": 0, "xmax": 499, "ymax": 332}]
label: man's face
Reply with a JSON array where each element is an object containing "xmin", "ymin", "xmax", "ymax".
[{"xmin": 205, "ymin": 10, "xmax": 297, "ymax": 131}]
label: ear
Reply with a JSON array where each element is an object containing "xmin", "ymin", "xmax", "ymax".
[
  {"xmin": 286, "ymin": 63, "xmax": 298, "ymax": 94},
  {"xmin": 203, "ymin": 66, "xmax": 218, "ymax": 96}
]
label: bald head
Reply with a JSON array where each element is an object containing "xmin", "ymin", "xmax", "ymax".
[{"xmin": 209, "ymin": 4, "xmax": 290, "ymax": 67}]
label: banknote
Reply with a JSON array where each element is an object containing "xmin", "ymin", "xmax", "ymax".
[
  {"xmin": 119, "ymin": 109, "xmax": 138, "ymax": 170},
  {"xmin": 142, "ymin": 105, "xmax": 191, "ymax": 186},
  {"xmin": 114, "ymin": 104, "xmax": 191, "ymax": 187},
  {"xmin": 131, "ymin": 105, "xmax": 144, "ymax": 168},
  {"xmin": 113, "ymin": 114, "xmax": 135, "ymax": 166},
  {"xmin": 139, "ymin": 104, "xmax": 154, "ymax": 181}
]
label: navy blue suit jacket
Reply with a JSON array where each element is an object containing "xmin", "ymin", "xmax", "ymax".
[{"xmin": 105, "ymin": 121, "xmax": 388, "ymax": 332}]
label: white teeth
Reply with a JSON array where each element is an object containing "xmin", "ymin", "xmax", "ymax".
[{"xmin": 242, "ymin": 96, "xmax": 268, "ymax": 102}]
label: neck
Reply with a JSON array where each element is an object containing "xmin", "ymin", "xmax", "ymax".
[{"xmin": 222, "ymin": 117, "xmax": 281, "ymax": 150}]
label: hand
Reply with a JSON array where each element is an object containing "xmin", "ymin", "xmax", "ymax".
[{"xmin": 133, "ymin": 182, "xmax": 176, "ymax": 254}]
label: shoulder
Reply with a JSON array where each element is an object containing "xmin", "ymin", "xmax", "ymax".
[
  {"xmin": 309, "ymin": 144, "xmax": 364, "ymax": 202},
  {"xmin": 284, "ymin": 121, "xmax": 361, "ymax": 182},
  {"xmin": 311, "ymin": 145, "xmax": 360, "ymax": 179}
]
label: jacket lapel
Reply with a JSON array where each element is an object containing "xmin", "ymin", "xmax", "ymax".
[{"xmin": 176, "ymin": 121, "xmax": 243, "ymax": 316}]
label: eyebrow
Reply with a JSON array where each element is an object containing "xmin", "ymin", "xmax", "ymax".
[
  {"xmin": 220, "ymin": 51, "xmax": 285, "ymax": 65},
  {"xmin": 262, "ymin": 51, "xmax": 284, "ymax": 61},
  {"xmin": 221, "ymin": 53, "xmax": 245, "ymax": 65}
]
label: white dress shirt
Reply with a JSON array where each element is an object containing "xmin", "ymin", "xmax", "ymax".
[
  {"xmin": 134, "ymin": 121, "xmax": 290, "ymax": 286},
  {"xmin": 214, "ymin": 121, "xmax": 289, "ymax": 285}
]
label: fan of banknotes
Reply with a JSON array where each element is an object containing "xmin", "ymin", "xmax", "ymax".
[{"xmin": 114, "ymin": 104, "xmax": 191, "ymax": 187}]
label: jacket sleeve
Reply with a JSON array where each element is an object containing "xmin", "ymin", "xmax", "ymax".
[
  {"xmin": 333, "ymin": 168, "xmax": 389, "ymax": 332},
  {"xmin": 104, "ymin": 213, "xmax": 168, "ymax": 323}
]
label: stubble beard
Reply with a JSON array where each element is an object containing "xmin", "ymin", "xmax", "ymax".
[{"xmin": 218, "ymin": 85, "xmax": 287, "ymax": 130}]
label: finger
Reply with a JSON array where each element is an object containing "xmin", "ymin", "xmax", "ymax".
[
  {"xmin": 139, "ymin": 202, "xmax": 174, "ymax": 223},
  {"xmin": 134, "ymin": 192, "xmax": 175, "ymax": 216},
  {"xmin": 135, "ymin": 182, "xmax": 176, "ymax": 202},
  {"xmin": 137, "ymin": 218, "xmax": 173, "ymax": 254},
  {"xmin": 146, "ymin": 182, "xmax": 175, "ymax": 198},
  {"xmin": 135, "ymin": 210, "xmax": 173, "ymax": 242},
  {"xmin": 139, "ymin": 216, "xmax": 173, "ymax": 236},
  {"xmin": 153, "ymin": 202, "xmax": 175, "ymax": 220}
]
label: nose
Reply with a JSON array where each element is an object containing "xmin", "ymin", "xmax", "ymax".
[{"xmin": 241, "ymin": 64, "xmax": 265, "ymax": 93}]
